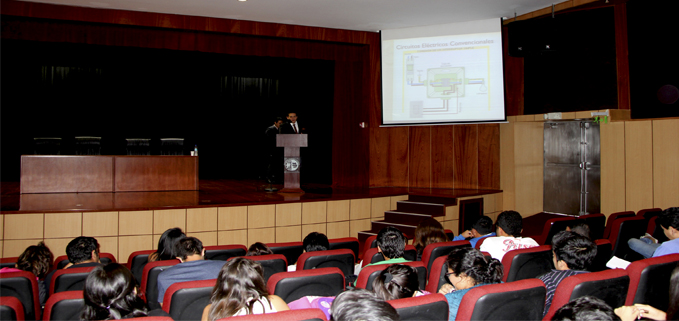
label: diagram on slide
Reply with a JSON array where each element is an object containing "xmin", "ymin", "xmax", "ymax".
[{"xmin": 401, "ymin": 47, "xmax": 490, "ymax": 118}]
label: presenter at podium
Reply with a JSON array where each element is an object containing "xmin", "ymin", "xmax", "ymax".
[
  {"xmin": 265, "ymin": 117, "xmax": 284, "ymax": 183},
  {"xmin": 280, "ymin": 112, "xmax": 305, "ymax": 134}
]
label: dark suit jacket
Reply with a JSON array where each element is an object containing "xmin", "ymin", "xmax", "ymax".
[{"xmin": 280, "ymin": 122, "xmax": 303, "ymax": 134}]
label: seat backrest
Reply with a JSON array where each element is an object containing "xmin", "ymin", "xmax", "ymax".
[
  {"xmin": 267, "ymin": 242, "xmax": 304, "ymax": 265},
  {"xmin": 162, "ymin": 279, "xmax": 215, "ymax": 321},
  {"xmin": 647, "ymin": 216, "xmax": 670, "ymax": 243},
  {"xmin": 127, "ymin": 250, "xmax": 156, "ymax": 285},
  {"xmin": 501, "ymin": 245, "xmax": 554, "ymax": 283},
  {"xmin": 227, "ymin": 254, "xmax": 288, "ymax": 284},
  {"xmin": 537, "ymin": 217, "xmax": 577, "ymax": 245},
  {"xmin": 43, "ymin": 290, "xmax": 84, "ymax": 321},
  {"xmin": 474, "ymin": 236, "xmax": 488, "ymax": 249},
  {"xmin": 579, "ymin": 213, "xmax": 606, "ymax": 240},
  {"xmin": 328, "ymin": 237, "xmax": 360, "ymax": 262},
  {"xmin": 421, "ymin": 241, "xmax": 471, "ymax": 278},
  {"xmin": 0, "ymin": 257, "xmax": 19, "ymax": 269},
  {"xmin": 637, "ymin": 208, "xmax": 662, "ymax": 219},
  {"xmin": 609, "ymin": 216, "xmax": 646, "ymax": 258},
  {"xmin": 297, "ymin": 249, "xmax": 355, "ymax": 278},
  {"xmin": 53, "ymin": 253, "xmax": 116, "ymax": 270},
  {"xmin": 0, "ymin": 271, "xmax": 40, "ymax": 320},
  {"xmin": 51, "ymin": 266, "xmax": 97, "ymax": 294},
  {"xmin": 457, "ymin": 279, "xmax": 546, "ymax": 321},
  {"xmin": 590, "ymin": 239, "xmax": 613, "ymax": 272},
  {"xmin": 361, "ymin": 245, "xmax": 417, "ymax": 268},
  {"xmin": 267, "ymin": 268, "xmax": 345, "ymax": 303},
  {"xmin": 204, "ymin": 245, "xmax": 247, "ymax": 261},
  {"xmin": 221, "ymin": 308, "xmax": 328, "ymax": 321},
  {"xmin": 603, "ymin": 211, "xmax": 635, "ymax": 239},
  {"xmin": 388, "ymin": 293, "xmax": 448, "ymax": 321},
  {"xmin": 0, "ymin": 296, "xmax": 25, "ymax": 321},
  {"xmin": 426, "ymin": 256, "xmax": 449, "ymax": 293},
  {"xmin": 625, "ymin": 253, "xmax": 679, "ymax": 310},
  {"xmin": 543, "ymin": 269, "xmax": 630, "ymax": 320},
  {"xmin": 355, "ymin": 261, "xmax": 426, "ymax": 291},
  {"xmin": 139, "ymin": 260, "xmax": 179, "ymax": 310}
]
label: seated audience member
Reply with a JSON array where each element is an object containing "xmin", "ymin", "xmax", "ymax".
[
  {"xmin": 628, "ymin": 207, "xmax": 679, "ymax": 258},
  {"xmin": 553, "ymin": 296, "xmax": 620, "ymax": 321},
  {"xmin": 567, "ymin": 222, "xmax": 592, "ymax": 239},
  {"xmin": 330, "ymin": 289, "xmax": 400, "ymax": 321},
  {"xmin": 480, "ymin": 210, "xmax": 539, "ymax": 261},
  {"xmin": 453, "ymin": 215, "xmax": 496, "ymax": 248},
  {"xmin": 202, "ymin": 258, "xmax": 288, "ymax": 320},
  {"xmin": 148, "ymin": 227, "xmax": 186, "ymax": 262},
  {"xmin": 156, "ymin": 237, "xmax": 225, "ymax": 304},
  {"xmin": 413, "ymin": 218, "xmax": 449, "ymax": 260},
  {"xmin": 354, "ymin": 226, "xmax": 410, "ymax": 283},
  {"xmin": 246, "ymin": 242, "xmax": 274, "ymax": 256},
  {"xmin": 614, "ymin": 263, "xmax": 679, "ymax": 321},
  {"xmin": 372, "ymin": 264, "xmax": 429, "ymax": 300},
  {"xmin": 438, "ymin": 247, "xmax": 503, "ymax": 321},
  {"xmin": 44, "ymin": 236, "xmax": 102, "ymax": 297},
  {"xmin": 0, "ymin": 242, "xmax": 53, "ymax": 305},
  {"xmin": 81, "ymin": 263, "xmax": 169, "ymax": 320},
  {"xmin": 303, "ymin": 232, "xmax": 330, "ymax": 252},
  {"xmin": 539, "ymin": 231, "xmax": 597, "ymax": 317}
]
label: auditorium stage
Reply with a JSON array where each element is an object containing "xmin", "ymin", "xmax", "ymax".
[{"xmin": 0, "ymin": 179, "xmax": 502, "ymax": 214}]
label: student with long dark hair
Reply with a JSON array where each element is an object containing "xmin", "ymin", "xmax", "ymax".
[
  {"xmin": 372, "ymin": 264, "xmax": 429, "ymax": 301},
  {"xmin": 148, "ymin": 227, "xmax": 186, "ymax": 262},
  {"xmin": 80, "ymin": 263, "xmax": 167, "ymax": 320},
  {"xmin": 438, "ymin": 247, "xmax": 503, "ymax": 321},
  {"xmin": 201, "ymin": 258, "xmax": 288, "ymax": 320}
]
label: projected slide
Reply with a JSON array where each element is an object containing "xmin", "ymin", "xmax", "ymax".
[{"xmin": 381, "ymin": 19, "xmax": 506, "ymax": 125}]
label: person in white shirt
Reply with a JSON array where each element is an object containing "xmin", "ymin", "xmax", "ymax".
[{"xmin": 480, "ymin": 210, "xmax": 539, "ymax": 261}]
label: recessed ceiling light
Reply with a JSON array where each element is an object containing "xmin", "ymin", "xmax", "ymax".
[{"xmin": 238, "ymin": 0, "xmax": 246, "ymax": 2}]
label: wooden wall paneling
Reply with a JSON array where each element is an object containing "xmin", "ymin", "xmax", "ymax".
[
  {"xmin": 513, "ymin": 122, "xmax": 544, "ymax": 216},
  {"xmin": 371, "ymin": 197, "xmax": 390, "ymax": 219},
  {"xmin": 0, "ymin": 215, "xmax": 3, "ymax": 243},
  {"xmin": 478, "ymin": 124, "xmax": 501, "ymax": 189},
  {"xmin": 4, "ymin": 239, "xmax": 44, "ymax": 258},
  {"xmin": 453, "ymin": 125, "xmax": 479, "ymax": 189},
  {"xmin": 499, "ymin": 123, "xmax": 516, "ymax": 208},
  {"xmin": 186, "ymin": 207, "xmax": 218, "ymax": 233},
  {"xmin": 119, "ymin": 235, "xmax": 153, "ymax": 265},
  {"xmin": 409, "ymin": 126, "xmax": 432, "ymax": 188},
  {"xmin": 153, "ymin": 209, "xmax": 186, "ymax": 234},
  {"xmin": 327, "ymin": 200, "xmax": 350, "ymax": 222},
  {"xmin": 118, "ymin": 211, "xmax": 153, "ymax": 236},
  {"xmin": 43, "ymin": 238, "xmax": 72, "ymax": 258},
  {"xmin": 349, "ymin": 219, "xmax": 371, "ymax": 239},
  {"xmin": 624, "ymin": 121, "xmax": 654, "ymax": 212},
  {"xmin": 652, "ymin": 119, "xmax": 679, "ymax": 209},
  {"xmin": 4, "ymin": 213, "xmax": 43, "ymax": 240},
  {"xmin": 96, "ymin": 236, "xmax": 118, "ymax": 261},
  {"xmin": 370, "ymin": 127, "xmax": 409, "ymax": 187},
  {"xmin": 431, "ymin": 126, "xmax": 455, "ymax": 188},
  {"xmin": 276, "ymin": 203, "xmax": 302, "ymax": 227},
  {"xmin": 188, "ymin": 231, "xmax": 217, "ymax": 246},
  {"xmin": 302, "ymin": 224, "xmax": 327, "ymax": 239},
  {"xmin": 302, "ymin": 202, "xmax": 327, "ymax": 225},
  {"xmin": 218, "ymin": 206, "xmax": 247, "ymax": 231},
  {"xmin": 390, "ymin": 195, "xmax": 408, "ymax": 210},
  {"xmin": 248, "ymin": 228, "xmax": 276, "ymax": 245},
  {"xmin": 248, "ymin": 205, "xmax": 276, "ymax": 229},
  {"xmin": 349, "ymin": 199, "xmax": 371, "ymax": 220},
  {"xmin": 276, "ymin": 226, "xmax": 301, "ymax": 243},
  {"xmin": 326, "ymin": 221, "xmax": 350, "ymax": 239},
  {"xmin": 218, "ymin": 230, "xmax": 247, "ymax": 246},
  {"xmin": 600, "ymin": 122, "xmax": 626, "ymax": 216},
  {"xmin": 83, "ymin": 211, "xmax": 118, "ymax": 237},
  {"xmin": 114, "ymin": 156, "xmax": 198, "ymax": 192},
  {"xmin": 20, "ymin": 156, "xmax": 114, "ymax": 193}
]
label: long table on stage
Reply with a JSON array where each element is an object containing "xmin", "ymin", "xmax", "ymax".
[{"xmin": 20, "ymin": 155, "xmax": 199, "ymax": 193}]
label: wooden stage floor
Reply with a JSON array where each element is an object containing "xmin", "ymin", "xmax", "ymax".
[{"xmin": 0, "ymin": 180, "xmax": 502, "ymax": 214}]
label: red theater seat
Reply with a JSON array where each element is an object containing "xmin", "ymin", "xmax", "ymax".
[
  {"xmin": 139, "ymin": 260, "xmax": 179, "ymax": 310},
  {"xmin": 361, "ymin": 245, "xmax": 417, "ymax": 268},
  {"xmin": 590, "ymin": 239, "xmax": 613, "ymax": 272},
  {"xmin": 579, "ymin": 213, "xmax": 606, "ymax": 240},
  {"xmin": 603, "ymin": 211, "xmax": 635, "ymax": 239},
  {"xmin": 328, "ymin": 237, "xmax": 360, "ymax": 262},
  {"xmin": 0, "ymin": 296, "xmax": 25, "ymax": 321},
  {"xmin": 0, "ymin": 257, "xmax": 19, "ymax": 269},
  {"xmin": 421, "ymin": 241, "xmax": 471, "ymax": 278},
  {"xmin": 126, "ymin": 249, "xmax": 156, "ymax": 284},
  {"xmin": 267, "ymin": 242, "xmax": 304, "ymax": 266},
  {"xmin": 456, "ymin": 279, "xmax": 546, "ymax": 321},
  {"xmin": 228, "ymin": 254, "xmax": 288, "ymax": 283},
  {"xmin": 204, "ymin": 244, "xmax": 247, "ymax": 261},
  {"xmin": 608, "ymin": 216, "xmax": 646, "ymax": 259},
  {"xmin": 532, "ymin": 216, "xmax": 577, "ymax": 245},
  {"xmin": 50, "ymin": 266, "xmax": 97, "ymax": 295},
  {"xmin": 221, "ymin": 308, "xmax": 328, "ymax": 321},
  {"xmin": 355, "ymin": 261, "xmax": 426, "ymax": 291},
  {"xmin": 388, "ymin": 293, "xmax": 448, "ymax": 321},
  {"xmin": 53, "ymin": 252, "xmax": 116, "ymax": 270},
  {"xmin": 296, "ymin": 249, "xmax": 355, "ymax": 278},
  {"xmin": 625, "ymin": 253, "xmax": 679, "ymax": 310},
  {"xmin": 0, "ymin": 271, "xmax": 41, "ymax": 321},
  {"xmin": 501, "ymin": 245, "xmax": 554, "ymax": 283},
  {"xmin": 43, "ymin": 290, "xmax": 84, "ymax": 321},
  {"xmin": 162, "ymin": 279, "xmax": 216, "ymax": 321},
  {"xmin": 267, "ymin": 268, "xmax": 345, "ymax": 303},
  {"xmin": 425, "ymin": 256, "xmax": 449, "ymax": 293}
]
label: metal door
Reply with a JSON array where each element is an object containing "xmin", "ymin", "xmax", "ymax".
[{"xmin": 543, "ymin": 121, "xmax": 600, "ymax": 215}]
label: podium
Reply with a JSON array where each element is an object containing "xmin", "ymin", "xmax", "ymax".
[{"xmin": 276, "ymin": 134, "xmax": 307, "ymax": 193}]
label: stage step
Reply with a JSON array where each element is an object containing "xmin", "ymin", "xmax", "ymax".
[
  {"xmin": 408, "ymin": 195, "xmax": 457, "ymax": 206},
  {"xmin": 384, "ymin": 211, "xmax": 433, "ymax": 225},
  {"xmin": 370, "ymin": 221, "xmax": 417, "ymax": 239},
  {"xmin": 396, "ymin": 201, "xmax": 447, "ymax": 216}
]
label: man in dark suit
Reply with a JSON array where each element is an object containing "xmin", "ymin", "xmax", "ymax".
[
  {"xmin": 265, "ymin": 117, "xmax": 284, "ymax": 183},
  {"xmin": 280, "ymin": 112, "xmax": 303, "ymax": 134}
]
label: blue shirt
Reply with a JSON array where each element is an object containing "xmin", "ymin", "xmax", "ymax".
[
  {"xmin": 452, "ymin": 232, "xmax": 496, "ymax": 248},
  {"xmin": 445, "ymin": 283, "xmax": 489, "ymax": 321},
  {"xmin": 653, "ymin": 237, "xmax": 679, "ymax": 257},
  {"xmin": 156, "ymin": 260, "xmax": 226, "ymax": 302}
]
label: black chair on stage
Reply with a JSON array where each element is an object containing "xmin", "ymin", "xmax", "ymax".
[
  {"xmin": 160, "ymin": 138, "xmax": 184, "ymax": 155},
  {"xmin": 75, "ymin": 136, "xmax": 101, "ymax": 155},
  {"xmin": 33, "ymin": 137, "xmax": 61, "ymax": 155},
  {"xmin": 126, "ymin": 138, "xmax": 152, "ymax": 155}
]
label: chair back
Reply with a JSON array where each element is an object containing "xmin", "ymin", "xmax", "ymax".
[
  {"xmin": 139, "ymin": 260, "xmax": 179, "ymax": 310},
  {"xmin": 579, "ymin": 213, "xmax": 606, "ymax": 240},
  {"xmin": 297, "ymin": 249, "xmax": 355, "ymax": 278},
  {"xmin": 162, "ymin": 279, "xmax": 215, "ymax": 321},
  {"xmin": 221, "ymin": 308, "xmax": 328, "ymax": 321},
  {"xmin": 267, "ymin": 268, "xmax": 345, "ymax": 303},
  {"xmin": 328, "ymin": 237, "xmax": 360, "ymax": 262},
  {"xmin": 228, "ymin": 254, "xmax": 288, "ymax": 283},
  {"xmin": 388, "ymin": 293, "xmax": 449, "ymax": 321},
  {"xmin": 267, "ymin": 242, "xmax": 304, "ymax": 265},
  {"xmin": 204, "ymin": 245, "xmax": 247, "ymax": 261},
  {"xmin": 590, "ymin": 239, "xmax": 613, "ymax": 272},
  {"xmin": 127, "ymin": 250, "xmax": 155, "ymax": 285},
  {"xmin": 355, "ymin": 261, "xmax": 426, "ymax": 291},
  {"xmin": 0, "ymin": 271, "xmax": 40, "ymax": 320},
  {"xmin": 425, "ymin": 256, "xmax": 449, "ymax": 293},
  {"xmin": 536, "ymin": 217, "xmax": 577, "ymax": 245},
  {"xmin": 609, "ymin": 216, "xmax": 646, "ymax": 258},
  {"xmin": 361, "ymin": 245, "xmax": 417, "ymax": 268},
  {"xmin": 0, "ymin": 296, "xmax": 25, "ymax": 321},
  {"xmin": 50, "ymin": 266, "xmax": 97, "ymax": 294},
  {"xmin": 421, "ymin": 241, "xmax": 471, "ymax": 278},
  {"xmin": 53, "ymin": 253, "xmax": 116, "ymax": 270},
  {"xmin": 501, "ymin": 245, "xmax": 554, "ymax": 283},
  {"xmin": 0, "ymin": 257, "xmax": 18, "ymax": 269},
  {"xmin": 43, "ymin": 291, "xmax": 84, "ymax": 321},
  {"xmin": 625, "ymin": 254, "xmax": 679, "ymax": 310},
  {"xmin": 456, "ymin": 279, "xmax": 546, "ymax": 321},
  {"xmin": 543, "ymin": 269, "xmax": 630, "ymax": 320},
  {"xmin": 361, "ymin": 235, "xmax": 378, "ymax": 260},
  {"xmin": 603, "ymin": 211, "xmax": 635, "ymax": 239}
]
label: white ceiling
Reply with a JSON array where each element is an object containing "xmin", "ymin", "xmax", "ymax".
[{"xmin": 18, "ymin": 0, "xmax": 563, "ymax": 32}]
